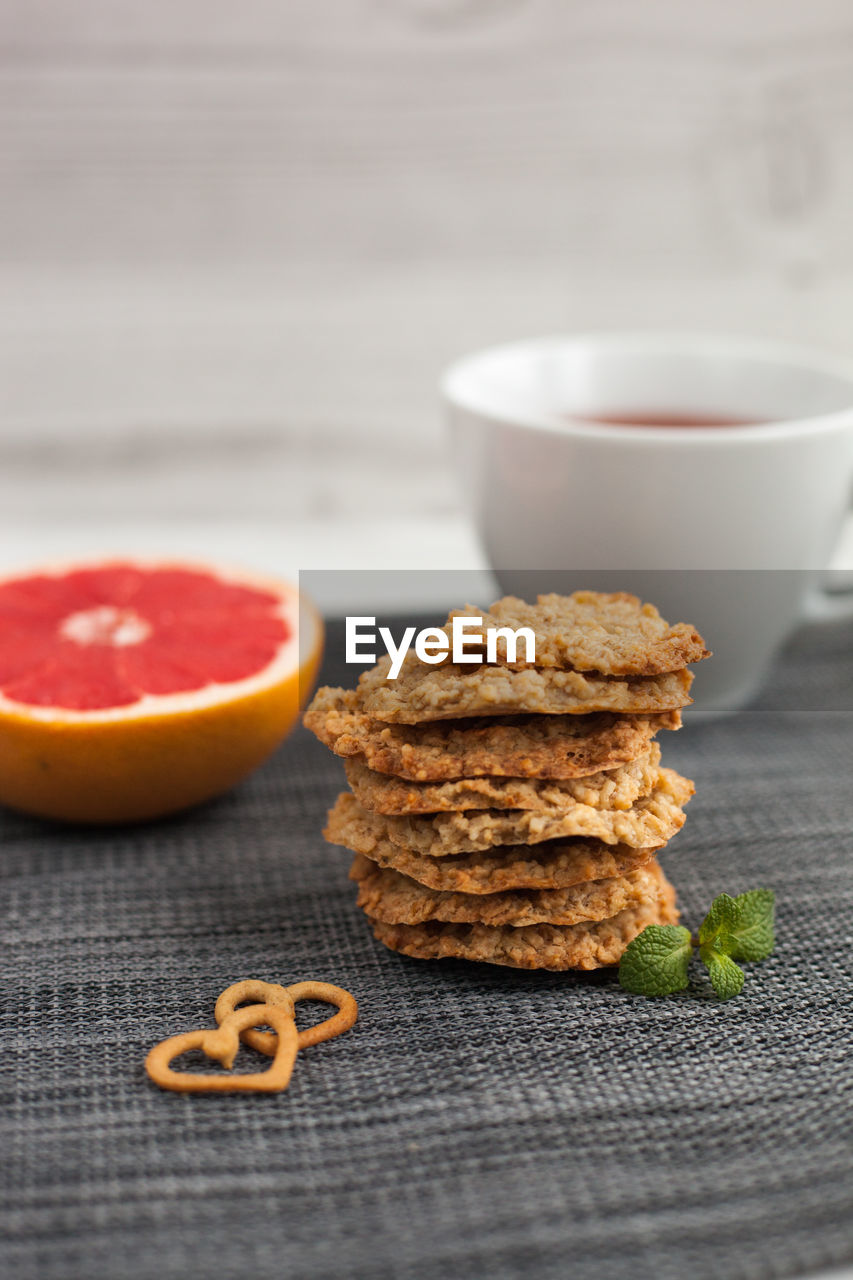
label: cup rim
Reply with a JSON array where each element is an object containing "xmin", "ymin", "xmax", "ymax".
[{"xmin": 440, "ymin": 331, "xmax": 853, "ymax": 444}]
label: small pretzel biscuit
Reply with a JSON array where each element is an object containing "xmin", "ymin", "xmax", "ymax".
[
  {"xmin": 145, "ymin": 1003, "xmax": 299, "ymax": 1094},
  {"xmin": 285, "ymin": 981, "xmax": 359, "ymax": 1050},
  {"xmin": 214, "ymin": 979, "xmax": 295, "ymax": 1055},
  {"xmin": 215, "ymin": 978, "xmax": 358, "ymax": 1057}
]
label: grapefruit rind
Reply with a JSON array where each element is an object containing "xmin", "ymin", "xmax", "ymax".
[{"xmin": 0, "ymin": 560, "xmax": 323, "ymax": 823}]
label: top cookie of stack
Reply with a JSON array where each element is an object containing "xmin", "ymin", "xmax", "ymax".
[{"xmin": 304, "ymin": 591, "xmax": 709, "ymax": 972}]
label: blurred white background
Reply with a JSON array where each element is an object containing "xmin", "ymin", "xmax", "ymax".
[{"xmin": 2, "ymin": 0, "xmax": 853, "ymax": 589}]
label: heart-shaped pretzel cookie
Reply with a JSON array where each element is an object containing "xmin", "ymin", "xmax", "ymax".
[
  {"xmin": 145, "ymin": 1003, "xmax": 298, "ymax": 1094},
  {"xmin": 215, "ymin": 979, "xmax": 358, "ymax": 1056}
]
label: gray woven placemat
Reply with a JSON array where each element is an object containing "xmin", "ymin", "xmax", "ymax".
[{"xmin": 2, "ymin": 617, "xmax": 853, "ymax": 1280}]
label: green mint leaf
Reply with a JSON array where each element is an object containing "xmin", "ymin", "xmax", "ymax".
[
  {"xmin": 697, "ymin": 892, "xmax": 740, "ymax": 947},
  {"xmin": 700, "ymin": 944, "xmax": 745, "ymax": 1000},
  {"xmin": 725, "ymin": 889, "xmax": 775, "ymax": 962},
  {"xmin": 698, "ymin": 889, "xmax": 775, "ymax": 962},
  {"xmin": 619, "ymin": 925, "xmax": 693, "ymax": 996}
]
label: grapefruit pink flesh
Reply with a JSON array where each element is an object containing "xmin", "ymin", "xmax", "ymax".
[
  {"xmin": 0, "ymin": 565, "xmax": 290, "ymax": 710},
  {"xmin": 0, "ymin": 561, "xmax": 321, "ymax": 823}
]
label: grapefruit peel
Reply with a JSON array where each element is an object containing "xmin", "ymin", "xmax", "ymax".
[{"xmin": 0, "ymin": 559, "xmax": 322, "ymax": 823}]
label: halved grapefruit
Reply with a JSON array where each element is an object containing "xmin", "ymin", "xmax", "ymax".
[{"xmin": 0, "ymin": 560, "xmax": 323, "ymax": 824}]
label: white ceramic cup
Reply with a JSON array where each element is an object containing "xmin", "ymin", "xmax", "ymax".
[{"xmin": 442, "ymin": 333, "xmax": 853, "ymax": 716}]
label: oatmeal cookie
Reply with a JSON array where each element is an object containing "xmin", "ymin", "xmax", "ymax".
[
  {"xmin": 327, "ymin": 768, "xmax": 693, "ymax": 856},
  {"xmin": 325, "ymin": 796, "xmax": 660, "ymax": 892},
  {"xmin": 445, "ymin": 591, "xmax": 709, "ymax": 674},
  {"xmin": 344, "ymin": 744, "xmax": 660, "ymax": 815},
  {"xmin": 359, "ymin": 654, "xmax": 693, "ymax": 723},
  {"xmin": 366, "ymin": 864, "xmax": 679, "ymax": 970},
  {"xmin": 303, "ymin": 686, "xmax": 680, "ymax": 780},
  {"xmin": 350, "ymin": 852, "xmax": 665, "ymax": 928}
]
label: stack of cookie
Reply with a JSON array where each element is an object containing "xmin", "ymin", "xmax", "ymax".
[{"xmin": 304, "ymin": 591, "xmax": 709, "ymax": 972}]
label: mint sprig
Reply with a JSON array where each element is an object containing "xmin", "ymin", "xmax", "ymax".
[
  {"xmin": 618, "ymin": 925, "xmax": 693, "ymax": 996},
  {"xmin": 700, "ymin": 945, "xmax": 745, "ymax": 1001},
  {"xmin": 619, "ymin": 889, "xmax": 775, "ymax": 1000},
  {"xmin": 698, "ymin": 889, "xmax": 775, "ymax": 962}
]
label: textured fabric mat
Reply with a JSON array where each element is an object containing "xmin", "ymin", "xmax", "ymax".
[{"xmin": 2, "ymin": 617, "xmax": 853, "ymax": 1280}]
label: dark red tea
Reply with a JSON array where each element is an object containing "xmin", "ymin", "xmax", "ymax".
[{"xmin": 569, "ymin": 410, "xmax": 769, "ymax": 428}]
